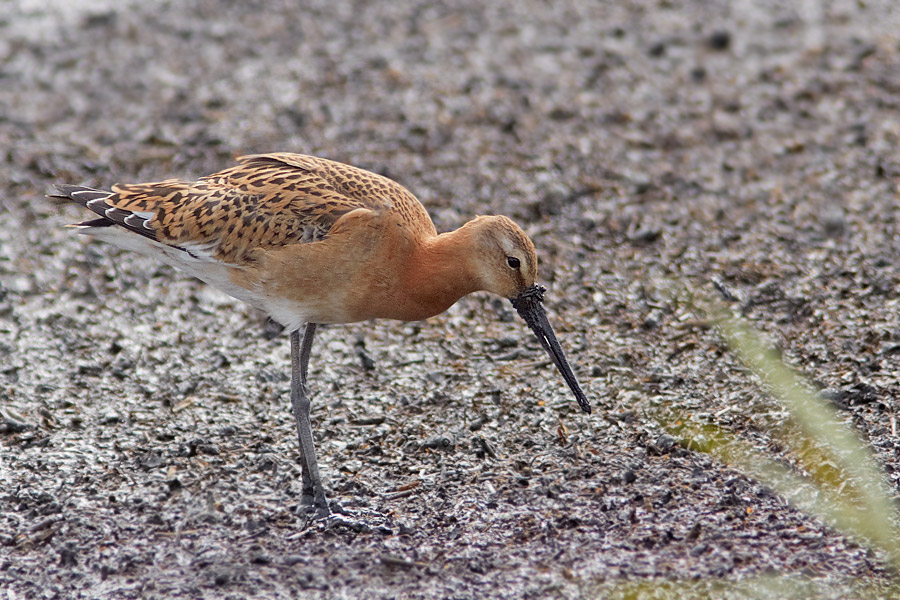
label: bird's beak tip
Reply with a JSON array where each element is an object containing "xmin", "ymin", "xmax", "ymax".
[{"xmin": 510, "ymin": 284, "xmax": 592, "ymax": 415}]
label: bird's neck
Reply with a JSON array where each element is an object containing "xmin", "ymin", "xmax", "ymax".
[{"xmin": 400, "ymin": 226, "xmax": 483, "ymax": 320}]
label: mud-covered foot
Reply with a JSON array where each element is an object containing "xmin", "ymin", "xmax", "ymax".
[
  {"xmin": 297, "ymin": 488, "xmax": 394, "ymax": 533},
  {"xmin": 324, "ymin": 502, "xmax": 395, "ymax": 534},
  {"xmin": 298, "ymin": 488, "xmax": 330, "ymax": 520}
]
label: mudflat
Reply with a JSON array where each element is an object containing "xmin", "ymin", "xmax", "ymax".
[{"xmin": 2, "ymin": 2, "xmax": 900, "ymax": 598}]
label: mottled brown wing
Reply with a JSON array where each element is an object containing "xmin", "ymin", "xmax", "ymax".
[
  {"xmin": 72, "ymin": 153, "xmax": 436, "ymax": 266},
  {"xmin": 236, "ymin": 153, "xmax": 437, "ymax": 236},
  {"xmin": 104, "ymin": 157, "xmax": 381, "ymax": 265}
]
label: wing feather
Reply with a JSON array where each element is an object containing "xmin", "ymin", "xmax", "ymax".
[{"xmin": 57, "ymin": 153, "xmax": 437, "ymax": 267}]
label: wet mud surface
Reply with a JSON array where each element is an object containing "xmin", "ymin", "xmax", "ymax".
[{"xmin": 2, "ymin": 1, "xmax": 900, "ymax": 598}]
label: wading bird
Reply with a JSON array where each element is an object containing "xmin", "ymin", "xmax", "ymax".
[{"xmin": 54, "ymin": 153, "xmax": 590, "ymax": 517}]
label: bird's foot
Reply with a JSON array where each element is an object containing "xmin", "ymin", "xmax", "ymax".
[
  {"xmin": 325, "ymin": 501, "xmax": 395, "ymax": 534},
  {"xmin": 296, "ymin": 495, "xmax": 394, "ymax": 534},
  {"xmin": 298, "ymin": 490, "xmax": 331, "ymax": 520}
]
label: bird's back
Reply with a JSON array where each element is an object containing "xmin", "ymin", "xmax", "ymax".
[{"xmin": 57, "ymin": 153, "xmax": 437, "ymax": 267}]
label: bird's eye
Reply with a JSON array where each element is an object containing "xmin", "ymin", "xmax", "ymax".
[{"xmin": 507, "ymin": 256, "xmax": 521, "ymax": 269}]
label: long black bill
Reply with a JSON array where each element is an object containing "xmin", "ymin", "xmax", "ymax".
[{"xmin": 511, "ymin": 284, "xmax": 591, "ymax": 414}]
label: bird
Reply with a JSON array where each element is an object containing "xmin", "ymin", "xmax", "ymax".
[{"xmin": 52, "ymin": 152, "xmax": 591, "ymax": 517}]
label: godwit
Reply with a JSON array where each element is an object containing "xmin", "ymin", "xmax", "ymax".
[{"xmin": 53, "ymin": 153, "xmax": 590, "ymax": 516}]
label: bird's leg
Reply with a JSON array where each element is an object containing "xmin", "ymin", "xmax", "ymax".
[
  {"xmin": 290, "ymin": 324, "xmax": 394, "ymax": 534},
  {"xmin": 290, "ymin": 323, "xmax": 328, "ymax": 516}
]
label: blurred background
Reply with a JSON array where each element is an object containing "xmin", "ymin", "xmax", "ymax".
[{"xmin": 3, "ymin": 1, "xmax": 900, "ymax": 598}]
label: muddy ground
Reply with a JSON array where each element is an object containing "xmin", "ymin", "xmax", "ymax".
[{"xmin": 3, "ymin": 1, "xmax": 900, "ymax": 598}]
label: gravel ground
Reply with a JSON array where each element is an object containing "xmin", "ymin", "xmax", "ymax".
[{"xmin": 3, "ymin": 1, "xmax": 900, "ymax": 598}]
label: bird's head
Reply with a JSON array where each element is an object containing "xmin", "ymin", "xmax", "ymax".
[
  {"xmin": 466, "ymin": 215, "xmax": 591, "ymax": 414},
  {"xmin": 465, "ymin": 215, "xmax": 538, "ymax": 299}
]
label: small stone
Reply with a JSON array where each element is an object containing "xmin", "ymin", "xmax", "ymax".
[
  {"xmin": 58, "ymin": 547, "xmax": 78, "ymax": 567},
  {"xmin": 652, "ymin": 434, "xmax": 677, "ymax": 454},
  {"xmin": 422, "ymin": 436, "xmax": 453, "ymax": 450},
  {"xmin": 643, "ymin": 309, "xmax": 663, "ymax": 329},
  {"xmin": 628, "ymin": 226, "xmax": 661, "ymax": 244},
  {"xmin": 822, "ymin": 208, "xmax": 846, "ymax": 237},
  {"xmin": 139, "ymin": 452, "xmax": 163, "ymax": 470},
  {"xmin": 708, "ymin": 30, "xmax": 731, "ymax": 50},
  {"xmin": 197, "ymin": 443, "xmax": 219, "ymax": 456},
  {"xmin": 99, "ymin": 411, "xmax": 121, "ymax": 425},
  {"xmin": 213, "ymin": 570, "xmax": 231, "ymax": 586}
]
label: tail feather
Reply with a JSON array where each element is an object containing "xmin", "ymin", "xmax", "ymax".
[
  {"xmin": 52, "ymin": 184, "xmax": 158, "ymax": 242},
  {"xmin": 49, "ymin": 184, "xmax": 109, "ymax": 204},
  {"xmin": 65, "ymin": 217, "xmax": 114, "ymax": 229}
]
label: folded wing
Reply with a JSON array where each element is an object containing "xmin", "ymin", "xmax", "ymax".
[{"xmin": 53, "ymin": 153, "xmax": 421, "ymax": 267}]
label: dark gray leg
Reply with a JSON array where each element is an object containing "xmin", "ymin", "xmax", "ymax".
[{"xmin": 290, "ymin": 323, "xmax": 328, "ymax": 514}]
